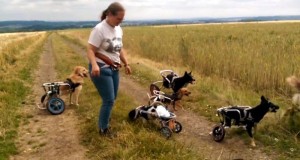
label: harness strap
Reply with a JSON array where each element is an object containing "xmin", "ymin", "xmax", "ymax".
[{"xmin": 65, "ymin": 78, "xmax": 81, "ymax": 92}]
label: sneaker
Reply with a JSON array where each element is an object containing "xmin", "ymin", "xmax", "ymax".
[{"xmin": 99, "ymin": 128, "xmax": 117, "ymax": 138}]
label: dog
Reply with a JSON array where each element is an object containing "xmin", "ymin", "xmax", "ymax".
[
  {"xmin": 59, "ymin": 66, "xmax": 89, "ymax": 106},
  {"xmin": 150, "ymin": 71, "xmax": 195, "ymax": 95},
  {"xmin": 165, "ymin": 71, "xmax": 195, "ymax": 93},
  {"xmin": 148, "ymin": 86, "xmax": 191, "ymax": 111},
  {"xmin": 217, "ymin": 96, "xmax": 279, "ymax": 147},
  {"xmin": 286, "ymin": 75, "xmax": 300, "ymax": 105},
  {"xmin": 285, "ymin": 75, "xmax": 300, "ymax": 114},
  {"xmin": 128, "ymin": 105, "xmax": 159, "ymax": 121}
]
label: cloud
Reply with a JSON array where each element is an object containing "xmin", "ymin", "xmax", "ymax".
[{"xmin": 0, "ymin": 0, "xmax": 299, "ymax": 21}]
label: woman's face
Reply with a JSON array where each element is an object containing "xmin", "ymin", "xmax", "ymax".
[{"xmin": 108, "ymin": 11, "xmax": 125, "ymax": 26}]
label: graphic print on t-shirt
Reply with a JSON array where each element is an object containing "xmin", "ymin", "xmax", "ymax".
[{"xmin": 101, "ymin": 37, "xmax": 122, "ymax": 53}]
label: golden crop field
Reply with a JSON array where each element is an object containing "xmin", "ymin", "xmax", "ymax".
[
  {"xmin": 0, "ymin": 31, "xmax": 46, "ymax": 70},
  {"xmin": 1, "ymin": 22, "xmax": 300, "ymax": 159},
  {"xmin": 60, "ymin": 22, "xmax": 300, "ymax": 96}
]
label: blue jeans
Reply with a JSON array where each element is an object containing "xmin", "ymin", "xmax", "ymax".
[{"xmin": 89, "ymin": 63, "xmax": 119, "ymax": 130}]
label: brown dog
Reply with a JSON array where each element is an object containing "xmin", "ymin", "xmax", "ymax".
[
  {"xmin": 148, "ymin": 87, "xmax": 191, "ymax": 111},
  {"xmin": 285, "ymin": 75, "xmax": 300, "ymax": 115},
  {"xmin": 59, "ymin": 66, "xmax": 89, "ymax": 106},
  {"xmin": 172, "ymin": 88, "xmax": 191, "ymax": 111},
  {"xmin": 286, "ymin": 75, "xmax": 300, "ymax": 105}
]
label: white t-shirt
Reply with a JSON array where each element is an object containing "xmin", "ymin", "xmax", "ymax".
[{"xmin": 88, "ymin": 20, "xmax": 123, "ymax": 64}]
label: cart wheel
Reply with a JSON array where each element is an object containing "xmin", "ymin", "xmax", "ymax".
[
  {"xmin": 212, "ymin": 124, "xmax": 225, "ymax": 142},
  {"xmin": 41, "ymin": 94, "xmax": 47, "ymax": 103},
  {"xmin": 160, "ymin": 127, "xmax": 172, "ymax": 139},
  {"xmin": 173, "ymin": 121, "xmax": 182, "ymax": 133},
  {"xmin": 47, "ymin": 97, "xmax": 65, "ymax": 115}
]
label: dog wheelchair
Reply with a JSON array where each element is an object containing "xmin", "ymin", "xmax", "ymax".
[
  {"xmin": 147, "ymin": 90, "xmax": 176, "ymax": 110},
  {"xmin": 211, "ymin": 106, "xmax": 252, "ymax": 142},
  {"xmin": 150, "ymin": 70, "xmax": 179, "ymax": 95},
  {"xmin": 128, "ymin": 101, "xmax": 182, "ymax": 139},
  {"xmin": 38, "ymin": 82, "xmax": 70, "ymax": 115}
]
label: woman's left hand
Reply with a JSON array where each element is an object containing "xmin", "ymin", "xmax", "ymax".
[{"xmin": 125, "ymin": 65, "xmax": 132, "ymax": 75}]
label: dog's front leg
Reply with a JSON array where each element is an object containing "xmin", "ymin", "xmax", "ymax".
[
  {"xmin": 73, "ymin": 85, "xmax": 82, "ymax": 106},
  {"xmin": 246, "ymin": 124, "xmax": 256, "ymax": 147}
]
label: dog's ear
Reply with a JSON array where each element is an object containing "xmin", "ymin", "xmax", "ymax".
[
  {"xmin": 261, "ymin": 96, "xmax": 267, "ymax": 102},
  {"xmin": 74, "ymin": 66, "xmax": 80, "ymax": 74}
]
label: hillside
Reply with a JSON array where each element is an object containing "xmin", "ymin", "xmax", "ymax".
[{"xmin": 1, "ymin": 15, "xmax": 300, "ymax": 33}]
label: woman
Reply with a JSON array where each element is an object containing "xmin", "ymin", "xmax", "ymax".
[{"xmin": 87, "ymin": 2, "xmax": 131, "ymax": 137}]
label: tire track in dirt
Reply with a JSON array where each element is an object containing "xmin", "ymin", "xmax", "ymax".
[
  {"xmin": 61, "ymin": 36, "xmax": 276, "ymax": 160},
  {"xmin": 10, "ymin": 34, "xmax": 87, "ymax": 160}
]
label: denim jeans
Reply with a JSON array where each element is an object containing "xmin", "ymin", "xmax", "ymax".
[{"xmin": 89, "ymin": 63, "xmax": 119, "ymax": 130}]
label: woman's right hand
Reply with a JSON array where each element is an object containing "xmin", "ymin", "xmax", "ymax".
[{"xmin": 91, "ymin": 64, "xmax": 100, "ymax": 77}]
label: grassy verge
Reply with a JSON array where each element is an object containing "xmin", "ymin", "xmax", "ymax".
[
  {"xmin": 127, "ymin": 55, "xmax": 300, "ymax": 159},
  {"xmin": 58, "ymin": 26, "xmax": 300, "ymax": 158},
  {"xmin": 53, "ymin": 33, "xmax": 204, "ymax": 159},
  {"xmin": 0, "ymin": 32, "xmax": 47, "ymax": 159}
]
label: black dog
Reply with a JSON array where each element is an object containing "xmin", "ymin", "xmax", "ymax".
[
  {"xmin": 218, "ymin": 96, "xmax": 279, "ymax": 146},
  {"xmin": 162, "ymin": 71, "xmax": 195, "ymax": 93}
]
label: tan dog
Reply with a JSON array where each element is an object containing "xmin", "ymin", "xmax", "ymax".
[
  {"xmin": 172, "ymin": 87, "xmax": 191, "ymax": 111},
  {"xmin": 148, "ymin": 87, "xmax": 191, "ymax": 111},
  {"xmin": 285, "ymin": 75, "xmax": 300, "ymax": 114},
  {"xmin": 286, "ymin": 75, "xmax": 300, "ymax": 105},
  {"xmin": 59, "ymin": 66, "xmax": 89, "ymax": 106}
]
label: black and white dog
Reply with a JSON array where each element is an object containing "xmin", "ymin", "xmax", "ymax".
[
  {"xmin": 150, "ymin": 71, "xmax": 195, "ymax": 96},
  {"xmin": 217, "ymin": 96, "xmax": 279, "ymax": 146}
]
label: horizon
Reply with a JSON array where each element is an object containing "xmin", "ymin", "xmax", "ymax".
[{"xmin": 1, "ymin": 14, "xmax": 300, "ymax": 22}]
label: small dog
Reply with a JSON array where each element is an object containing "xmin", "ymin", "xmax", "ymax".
[
  {"xmin": 149, "ymin": 87, "xmax": 191, "ymax": 111},
  {"xmin": 59, "ymin": 66, "xmax": 88, "ymax": 106},
  {"xmin": 285, "ymin": 75, "xmax": 300, "ymax": 113}
]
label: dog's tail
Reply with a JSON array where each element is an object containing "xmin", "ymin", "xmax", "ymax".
[{"xmin": 286, "ymin": 75, "xmax": 300, "ymax": 90}]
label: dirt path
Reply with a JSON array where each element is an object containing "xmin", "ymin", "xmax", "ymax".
[{"xmin": 10, "ymin": 34, "xmax": 87, "ymax": 160}]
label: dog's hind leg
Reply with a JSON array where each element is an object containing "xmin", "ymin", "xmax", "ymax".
[{"xmin": 69, "ymin": 93, "xmax": 73, "ymax": 105}]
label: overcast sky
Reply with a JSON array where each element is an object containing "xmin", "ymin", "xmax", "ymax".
[{"xmin": 1, "ymin": 0, "xmax": 300, "ymax": 21}]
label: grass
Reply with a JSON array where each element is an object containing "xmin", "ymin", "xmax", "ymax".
[
  {"xmin": 52, "ymin": 33, "xmax": 205, "ymax": 159},
  {"xmin": 0, "ymin": 32, "xmax": 47, "ymax": 159},
  {"xmin": 58, "ymin": 24, "xmax": 300, "ymax": 158},
  {"xmin": 1, "ymin": 22, "xmax": 299, "ymax": 159}
]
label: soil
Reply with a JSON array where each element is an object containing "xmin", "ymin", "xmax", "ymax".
[
  {"xmin": 10, "ymin": 33, "xmax": 276, "ymax": 160},
  {"xmin": 10, "ymin": 35, "xmax": 87, "ymax": 160}
]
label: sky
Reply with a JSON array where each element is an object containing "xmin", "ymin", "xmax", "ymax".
[{"xmin": 1, "ymin": 0, "xmax": 300, "ymax": 21}]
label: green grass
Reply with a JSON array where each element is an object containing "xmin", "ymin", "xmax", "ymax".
[
  {"xmin": 0, "ymin": 32, "xmax": 47, "ymax": 159},
  {"xmin": 58, "ymin": 24, "xmax": 300, "ymax": 158},
  {"xmin": 53, "ymin": 33, "xmax": 205, "ymax": 159}
]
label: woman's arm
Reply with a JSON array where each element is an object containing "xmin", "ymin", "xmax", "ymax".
[
  {"xmin": 95, "ymin": 52, "xmax": 115, "ymax": 66},
  {"xmin": 87, "ymin": 44, "xmax": 100, "ymax": 77},
  {"xmin": 120, "ymin": 48, "xmax": 132, "ymax": 74}
]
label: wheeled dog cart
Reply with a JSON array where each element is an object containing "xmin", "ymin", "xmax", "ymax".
[
  {"xmin": 211, "ymin": 106, "xmax": 252, "ymax": 142},
  {"xmin": 150, "ymin": 70, "xmax": 179, "ymax": 95},
  {"xmin": 39, "ymin": 82, "xmax": 70, "ymax": 115},
  {"xmin": 128, "ymin": 102, "xmax": 182, "ymax": 139}
]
